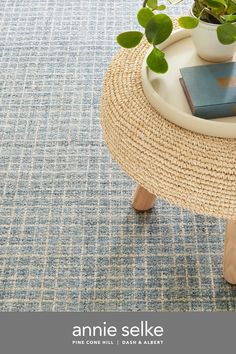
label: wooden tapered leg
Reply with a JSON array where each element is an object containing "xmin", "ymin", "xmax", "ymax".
[
  {"xmin": 224, "ymin": 220, "xmax": 236, "ymax": 284},
  {"xmin": 132, "ymin": 185, "xmax": 156, "ymax": 211}
]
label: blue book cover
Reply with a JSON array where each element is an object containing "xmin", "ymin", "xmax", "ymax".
[{"xmin": 180, "ymin": 62, "xmax": 236, "ymax": 119}]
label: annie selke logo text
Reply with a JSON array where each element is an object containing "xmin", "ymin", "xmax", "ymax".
[{"xmin": 72, "ymin": 321, "xmax": 164, "ymax": 346}]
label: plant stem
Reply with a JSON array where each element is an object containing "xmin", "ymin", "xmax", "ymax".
[
  {"xmin": 202, "ymin": 7, "xmax": 223, "ymax": 23},
  {"xmin": 143, "ymin": 0, "xmax": 148, "ymax": 7}
]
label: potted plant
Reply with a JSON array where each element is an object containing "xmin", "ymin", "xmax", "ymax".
[
  {"xmin": 116, "ymin": 0, "xmax": 236, "ymax": 73},
  {"xmin": 180, "ymin": 0, "xmax": 236, "ymax": 62}
]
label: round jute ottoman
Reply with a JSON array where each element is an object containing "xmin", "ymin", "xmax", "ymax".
[{"xmin": 100, "ymin": 39, "xmax": 236, "ymax": 284}]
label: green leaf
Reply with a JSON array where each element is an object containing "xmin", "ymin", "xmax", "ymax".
[
  {"xmin": 137, "ymin": 8, "xmax": 154, "ymax": 28},
  {"xmin": 145, "ymin": 14, "xmax": 173, "ymax": 45},
  {"xmin": 205, "ymin": 0, "xmax": 227, "ymax": 8},
  {"xmin": 222, "ymin": 14, "xmax": 236, "ymax": 22},
  {"xmin": 147, "ymin": 0, "xmax": 158, "ymax": 9},
  {"xmin": 178, "ymin": 16, "xmax": 199, "ymax": 29},
  {"xmin": 146, "ymin": 47, "xmax": 168, "ymax": 73},
  {"xmin": 147, "ymin": 0, "xmax": 166, "ymax": 11},
  {"xmin": 116, "ymin": 31, "xmax": 143, "ymax": 48},
  {"xmin": 156, "ymin": 5, "xmax": 166, "ymax": 10},
  {"xmin": 227, "ymin": 0, "xmax": 236, "ymax": 15},
  {"xmin": 217, "ymin": 23, "xmax": 236, "ymax": 44}
]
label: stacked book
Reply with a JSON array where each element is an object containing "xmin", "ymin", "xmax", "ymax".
[{"xmin": 179, "ymin": 62, "xmax": 236, "ymax": 119}]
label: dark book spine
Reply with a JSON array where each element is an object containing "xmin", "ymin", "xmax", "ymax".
[{"xmin": 179, "ymin": 78, "xmax": 195, "ymax": 114}]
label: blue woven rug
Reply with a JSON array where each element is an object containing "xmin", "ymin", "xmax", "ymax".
[{"xmin": 1, "ymin": 0, "xmax": 236, "ymax": 311}]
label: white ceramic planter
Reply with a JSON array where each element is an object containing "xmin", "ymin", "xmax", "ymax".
[{"xmin": 190, "ymin": 8, "xmax": 236, "ymax": 62}]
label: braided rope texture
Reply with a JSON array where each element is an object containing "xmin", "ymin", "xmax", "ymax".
[{"xmin": 101, "ymin": 39, "xmax": 236, "ymax": 220}]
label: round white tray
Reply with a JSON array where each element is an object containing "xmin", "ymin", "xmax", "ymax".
[{"xmin": 141, "ymin": 29, "xmax": 236, "ymax": 138}]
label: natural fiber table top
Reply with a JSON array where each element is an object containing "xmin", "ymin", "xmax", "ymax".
[{"xmin": 100, "ymin": 40, "xmax": 236, "ymax": 220}]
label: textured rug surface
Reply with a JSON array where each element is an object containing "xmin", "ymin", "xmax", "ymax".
[{"xmin": 1, "ymin": 0, "xmax": 236, "ymax": 312}]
